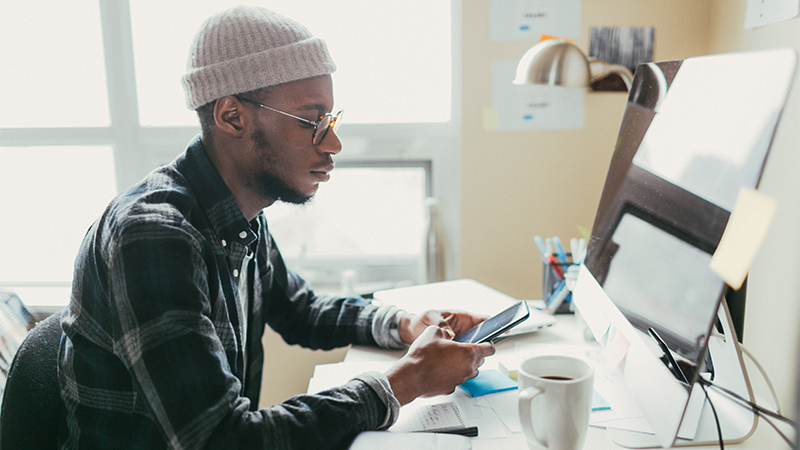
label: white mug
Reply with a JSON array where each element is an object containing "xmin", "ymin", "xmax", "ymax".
[{"xmin": 518, "ymin": 355, "xmax": 594, "ymax": 450}]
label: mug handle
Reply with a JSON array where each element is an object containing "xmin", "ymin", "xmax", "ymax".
[{"xmin": 519, "ymin": 386, "xmax": 547, "ymax": 448}]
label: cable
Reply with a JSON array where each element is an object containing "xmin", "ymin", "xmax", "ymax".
[
  {"xmin": 739, "ymin": 342, "xmax": 782, "ymax": 415},
  {"xmin": 698, "ymin": 378, "xmax": 796, "ymax": 427},
  {"xmin": 709, "ymin": 331, "xmax": 781, "ymax": 414},
  {"xmin": 700, "ymin": 382, "xmax": 724, "ymax": 449},
  {"xmin": 758, "ymin": 411, "xmax": 795, "ymax": 447},
  {"xmin": 698, "ymin": 377, "xmax": 798, "ymax": 447}
]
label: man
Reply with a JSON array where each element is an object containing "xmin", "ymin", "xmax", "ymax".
[{"xmin": 58, "ymin": 5, "xmax": 494, "ymax": 449}]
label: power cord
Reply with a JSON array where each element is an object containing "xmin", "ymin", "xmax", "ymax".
[
  {"xmin": 700, "ymin": 382, "xmax": 724, "ymax": 449},
  {"xmin": 697, "ymin": 376, "xmax": 796, "ymax": 447},
  {"xmin": 711, "ymin": 331, "xmax": 782, "ymax": 414}
]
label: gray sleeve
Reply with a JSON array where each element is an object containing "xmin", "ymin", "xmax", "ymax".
[
  {"xmin": 351, "ymin": 371, "xmax": 402, "ymax": 430},
  {"xmin": 370, "ymin": 304, "xmax": 408, "ymax": 349}
]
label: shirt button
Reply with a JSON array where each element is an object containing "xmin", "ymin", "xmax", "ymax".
[
  {"xmin": 239, "ymin": 231, "xmax": 247, "ymax": 239},
  {"xmin": 233, "ymin": 269, "xmax": 239, "ymax": 277},
  {"xmin": 221, "ymin": 239, "xmax": 227, "ymax": 247}
]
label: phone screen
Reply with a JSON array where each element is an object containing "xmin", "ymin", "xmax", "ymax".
[{"xmin": 453, "ymin": 301, "xmax": 530, "ymax": 344}]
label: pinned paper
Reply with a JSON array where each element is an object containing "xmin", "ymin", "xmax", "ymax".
[
  {"xmin": 744, "ymin": 0, "xmax": 799, "ymax": 29},
  {"xmin": 489, "ymin": 0, "xmax": 582, "ymax": 42},
  {"xmin": 710, "ymin": 187, "xmax": 777, "ymax": 290}
]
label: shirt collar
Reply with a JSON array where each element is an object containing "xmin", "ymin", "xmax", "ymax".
[{"xmin": 175, "ymin": 135, "xmax": 258, "ymax": 248}]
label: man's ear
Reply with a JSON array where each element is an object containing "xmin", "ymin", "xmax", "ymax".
[{"xmin": 214, "ymin": 96, "xmax": 247, "ymax": 137}]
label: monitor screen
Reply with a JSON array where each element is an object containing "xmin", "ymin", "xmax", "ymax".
[
  {"xmin": 584, "ymin": 49, "xmax": 797, "ymax": 368},
  {"xmin": 573, "ymin": 48, "xmax": 796, "ymax": 447}
]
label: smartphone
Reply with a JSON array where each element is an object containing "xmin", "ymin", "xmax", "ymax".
[{"xmin": 453, "ymin": 301, "xmax": 530, "ymax": 344}]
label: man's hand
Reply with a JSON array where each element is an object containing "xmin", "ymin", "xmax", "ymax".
[
  {"xmin": 398, "ymin": 310, "xmax": 489, "ymax": 345},
  {"xmin": 385, "ymin": 325, "xmax": 496, "ymax": 406}
]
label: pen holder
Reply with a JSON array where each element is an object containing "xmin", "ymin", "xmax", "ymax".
[{"xmin": 542, "ymin": 256, "xmax": 573, "ymax": 314}]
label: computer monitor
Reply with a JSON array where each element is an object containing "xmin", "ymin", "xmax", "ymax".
[{"xmin": 572, "ymin": 48, "xmax": 797, "ymax": 447}]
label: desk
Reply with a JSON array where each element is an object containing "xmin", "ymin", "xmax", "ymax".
[{"xmin": 341, "ymin": 314, "xmax": 792, "ymax": 449}]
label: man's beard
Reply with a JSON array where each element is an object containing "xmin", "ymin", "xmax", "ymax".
[{"xmin": 251, "ymin": 128, "xmax": 313, "ymax": 205}]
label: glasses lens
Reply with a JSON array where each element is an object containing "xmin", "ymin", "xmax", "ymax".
[
  {"xmin": 331, "ymin": 111, "xmax": 343, "ymax": 132},
  {"xmin": 312, "ymin": 111, "xmax": 343, "ymax": 145},
  {"xmin": 312, "ymin": 115, "xmax": 332, "ymax": 145}
]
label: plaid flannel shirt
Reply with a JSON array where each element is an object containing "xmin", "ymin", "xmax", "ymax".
[{"xmin": 58, "ymin": 136, "xmax": 405, "ymax": 449}]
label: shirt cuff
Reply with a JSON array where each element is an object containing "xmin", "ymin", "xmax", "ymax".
[
  {"xmin": 371, "ymin": 305, "xmax": 408, "ymax": 349},
  {"xmin": 352, "ymin": 371, "xmax": 401, "ymax": 430}
]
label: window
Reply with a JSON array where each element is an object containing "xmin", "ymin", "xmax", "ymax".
[
  {"xmin": 0, "ymin": 1, "xmax": 460, "ymax": 308},
  {"xmin": 129, "ymin": 1, "xmax": 452, "ymax": 126},
  {"xmin": 0, "ymin": 146, "xmax": 117, "ymax": 309},
  {"xmin": 264, "ymin": 163, "xmax": 430, "ymax": 293}
]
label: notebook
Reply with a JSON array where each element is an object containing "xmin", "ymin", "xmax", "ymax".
[{"xmin": 372, "ymin": 279, "xmax": 556, "ymax": 337}]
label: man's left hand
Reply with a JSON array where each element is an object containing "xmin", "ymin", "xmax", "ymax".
[{"xmin": 398, "ymin": 310, "xmax": 488, "ymax": 345}]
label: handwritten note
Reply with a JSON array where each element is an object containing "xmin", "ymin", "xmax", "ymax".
[{"xmin": 389, "ymin": 402, "xmax": 466, "ymax": 433}]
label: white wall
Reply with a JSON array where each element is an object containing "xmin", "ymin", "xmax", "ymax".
[{"xmin": 708, "ymin": 0, "xmax": 800, "ymax": 421}]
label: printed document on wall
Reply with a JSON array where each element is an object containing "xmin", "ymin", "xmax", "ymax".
[
  {"xmin": 744, "ymin": 0, "xmax": 799, "ymax": 28},
  {"xmin": 489, "ymin": 0, "xmax": 582, "ymax": 41},
  {"xmin": 489, "ymin": 60, "xmax": 584, "ymax": 131}
]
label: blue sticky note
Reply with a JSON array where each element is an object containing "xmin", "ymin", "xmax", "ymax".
[
  {"xmin": 460, "ymin": 369, "xmax": 518, "ymax": 397},
  {"xmin": 592, "ymin": 390, "xmax": 610, "ymax": 411}
]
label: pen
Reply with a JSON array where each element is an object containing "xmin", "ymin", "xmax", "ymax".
[
  {"xmin": 648, "ymin": 327, "xmax": 689, "ymax": 385},
  {"xmin": 417, "ymin": 426, "xmax": 479, "ymax": 437}
]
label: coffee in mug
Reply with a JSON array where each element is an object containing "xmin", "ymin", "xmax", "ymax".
[{"xmin": 518, "ymin": 355, "xmax": 594, "ymax": 450}]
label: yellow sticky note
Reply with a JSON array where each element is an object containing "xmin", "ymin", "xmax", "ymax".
[
  {"xmin": 709, "ymin": 188, "xmax": 777, "ymax": 290},
  {"xmin": 481, "ymin": 106, "xmax": 498, "ymax": 131}
]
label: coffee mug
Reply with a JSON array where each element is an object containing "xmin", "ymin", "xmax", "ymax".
[{"xmin": 518, "ymin": 355, "xmax": 594, "ymax": 450}]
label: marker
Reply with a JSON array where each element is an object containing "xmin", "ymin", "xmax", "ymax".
[
  {"xmin": 535, "ymin": 236, "xmax": 564, "ymax": 278},
  {"xmin": 552, "ymin": 236, "xmax": 568, "ymax": 265},
  {"xmin": 570, "ymin": 238, "xmax": 579, "ymax": 264},
  {"xmin": 576, "ymin": 238, "xmax": 587, "ymax": 264},
  {"xmin": 416, "ymin": 426, "xmax": 479, "ymax": 437},
  {"xmin": 545, "ymin": 280, "xmax": 569, "ymax": 313},
  {"xmin": 533, "ymin": 236, "xmax": 548, "ymax": 262}
]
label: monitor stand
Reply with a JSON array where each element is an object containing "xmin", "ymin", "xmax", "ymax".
[{"xmin": 605, "ymin": 299, "xmax": 757, "ymax": 448}]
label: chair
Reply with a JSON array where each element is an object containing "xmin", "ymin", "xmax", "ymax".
[{"xmin": 0, "ymin": 311, "xmax": 63, "ymax": 450}]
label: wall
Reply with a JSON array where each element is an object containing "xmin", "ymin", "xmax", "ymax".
[
  {"xmin": 460, "ymin": 1, "xmax": 712, "ymax": 300},
  {"xmin": 707, "ymin": 0, "xmax": 800, "ymax": 420}
]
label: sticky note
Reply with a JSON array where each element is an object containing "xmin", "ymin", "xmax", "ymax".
[
  {"xmin": 460, "ymin": 369, "xmax": 517, "ymax": 397},
  {"xmin": 710, "ymin": 187, "xmax": 777, "ymax": 290},
  {"xmin": 601, "ymin": 327, "xmax": 629, "ymax": 367},
  {"xmin": 592, "ymin": 391, "xmax": 611, "ymax": 411}
]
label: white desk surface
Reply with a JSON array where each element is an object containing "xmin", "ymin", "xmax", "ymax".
[{"xmin": 343, "ymin": 314, "xmax": 792, "ymax": 449}]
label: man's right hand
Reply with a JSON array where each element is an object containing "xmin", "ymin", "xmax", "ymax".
[{"xmin": 383, "ymin": 325, "xmax": 495, "ymax": 406}]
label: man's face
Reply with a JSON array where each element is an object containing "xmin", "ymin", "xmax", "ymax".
[{"xmin": 243, "ymin": 75, "xmax": 341, "ymax": 205}]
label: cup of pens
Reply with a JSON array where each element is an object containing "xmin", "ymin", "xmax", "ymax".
[{"xmin": 534, "ymin": 236, "xmax": 585, "ymax": 314}]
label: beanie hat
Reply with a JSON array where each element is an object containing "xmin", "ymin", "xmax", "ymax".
[{"xmin": 181, "ymin": 5, "xmax": 336, "ymax": 110}]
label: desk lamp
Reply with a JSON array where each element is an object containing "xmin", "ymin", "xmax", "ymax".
[{"xmin": 513, "ymin": 39, "xmax": 633, "ymax": 91}]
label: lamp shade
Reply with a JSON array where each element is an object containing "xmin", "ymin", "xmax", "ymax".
[
  {"xmin": 514, "ymin": 39, "xmax": 634, "ymax": 91},
  {"xmin": 513, "ymin": 40, "xmax": 590, "ymax": 88}
]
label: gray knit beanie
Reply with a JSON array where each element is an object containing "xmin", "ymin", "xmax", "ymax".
[{"xmin": 181, "ymin": 5, "xmax": 336, "ymax": 110}]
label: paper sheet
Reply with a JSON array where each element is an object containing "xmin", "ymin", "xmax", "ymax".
[
  {"xmin": 744, "ymin": 0, "xmax": 799, "ymax": 29},
  {"xmin": 491, "ymin": 60, "xmax": 585, "ymax": 131},
  {"xmin": 489, "ymin": 0, "xmax": 582, "ymax": 41},
  {"xmin": 390, "ymin": 402, "xmax": 466, "ymax": 433},
  {"xmin": 349, "ymin": 431, "xmax": 472, "ymax": 450}
]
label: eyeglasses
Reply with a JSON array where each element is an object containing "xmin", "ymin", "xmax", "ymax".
[{"xmin": 237, "ymin": 97, "xmax": 343, "ymax": 145}]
